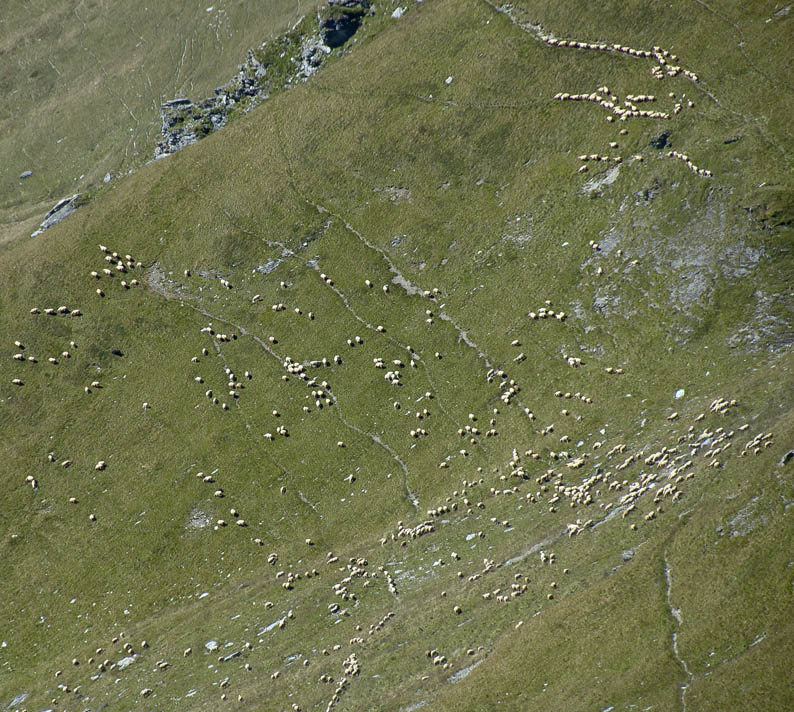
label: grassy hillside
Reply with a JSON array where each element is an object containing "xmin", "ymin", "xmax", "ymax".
[
  {"xmin": 1, "ymin": 0, "xmax": 793, "ymax": 710},
  {"xmin": 0, "ymin": 0, "xmax": 313, "ymax": 245}
]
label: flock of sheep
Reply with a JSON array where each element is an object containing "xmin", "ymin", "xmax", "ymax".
[
  {"xmin": 3, "ymin": 25, "xmax": 769, "ymax": 710},
  {"xmin": 545, "ymin": 34, "xmax": 713, "ymax": 178},
  {"xmin": 6, "ymin": 221, "xmax": 768, "ymax": 710}
]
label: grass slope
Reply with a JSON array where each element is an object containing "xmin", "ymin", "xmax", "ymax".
[
  {"xmin": 0, "ymin": 0, "xmax": 311, "ymax": 245},
  {"xmin": 1, "ymin": 0, "xmax": 793, "ymax": 710}
]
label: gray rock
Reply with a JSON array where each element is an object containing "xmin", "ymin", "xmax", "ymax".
[
  {"xmin": 222, "ymin": 650, "xmax": 241, "ymax": 661},
  {"xmin": 19, "ymin": 170, "xmax": 33, "ymax": 179},
  {"xmin": 116, "ymin": 654, "xmax": 138, "ymax": 669},
  {"xmin": 31, "ymin": 194, "xmax": 81, "ymax": 237},
  {"xmin": 650, "ymin": 131, "xmax": 670, "ymax": 149},
  {"xmin": 162, "ymin": 98, "xmax": 192, "ymax": 108},
  {"xmin": 7, "ymin": 692, "xmax": 29, "ymax": 708},
  {"xmin": 255, "ymin": 259, "xmax": 282, "ymax": 274},
  {"xmin": 320, "ymin": 7, "xmax": 365, "ymax": 48},
  {"xmin": 205, "ymin": 640, "xmax": 219, "ymax": 651}
]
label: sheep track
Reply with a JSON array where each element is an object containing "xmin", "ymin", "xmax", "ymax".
[
  {"xmin": 664, "ymin": 553, "xmax": 694, "ymax": 712},
  {"xmin": 143, "ymin": 262, "xmax": 420, "ymax": 508}
]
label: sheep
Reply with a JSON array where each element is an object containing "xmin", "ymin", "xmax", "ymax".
[
  {"xmin": 96, "ymin": 289, "xmax": 104, "ymax": 297},
  {"xmin": 11, "ymin": 378, "xmax": 23, "ymax": 386},
  {"xmin": 95, "ymin": 460, "xmax": 106, "ymax": 471},
  {"xmin": 13, "ymin": 354, "xmax": 24, "ymax": 361},
  {"xmin": 30, "ymin": 307, "xmax": 41, "ymax": 314}
]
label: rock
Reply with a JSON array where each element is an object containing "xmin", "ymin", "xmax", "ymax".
[
  {"xmin": 103, "ymin": 171, "xmax": 113, "ymax": 183},
  {"xmin": 300, "ymin": 39, "xmax": 332, "ymax": 77},
  {"xmin": 392, "ymin": 7, "xmax": 406, "ymax": 18},
  {"xmin": 650, "ymin": 131, "xmax": 670, "ymax": 149},
  {"xmin": 31, "ymin": 194, "xmax": 81, "ymax": 237},
  {"xmin": 205, "ymin": 640, "xmax": 219, "ymax": 651},
  {"xmin": 162, "ymin": 98, "xmax": 192, "ymax": 108},
  {"xmin": 222, "ymin": 650, "xmax": 242, "ymax": 661},
  {"xmin": 780, "ymin": 450, "xmax": 794, "ymax": 466},
  {"xmin": 8, "ymin": 693, "xmax": 29, "ymax": 708},
  {"xmin": 621, "ymin": 549, "xmax": 634, "ymax": 562},
  {"xmin": 19, "ymin": 170, "xmax": 33, "ymax": 179},
  {"xmin": 321, "ymin": 7, "xmax": 366, "ymax": 48},
  {"xmin": 117, "ymin": 654, "xmax": 138, "ymax": 669},
  {"xmin": 155, "ymin": 3, "xmax": 371, "ymax": 159}
]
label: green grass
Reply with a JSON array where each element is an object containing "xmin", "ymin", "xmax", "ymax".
[
  {"xmin": 0, "ymin": 0, "xmax": 318, "ymax": 246},
  {"xmin": 1, "ymin": 0, "xmax": 793, "ymax": 710}
]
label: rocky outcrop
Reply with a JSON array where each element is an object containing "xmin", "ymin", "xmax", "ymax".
[
  {"xmin": 321, "ymin": 4, "xmax": 367, "ymax": 48},
  {"xmin": 31, "ymin": 195, "xmax": 82, "ymax": 237},
  {"xmin": 155, "ymin": 1, "xmax": 372, "ymax": 159}
]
